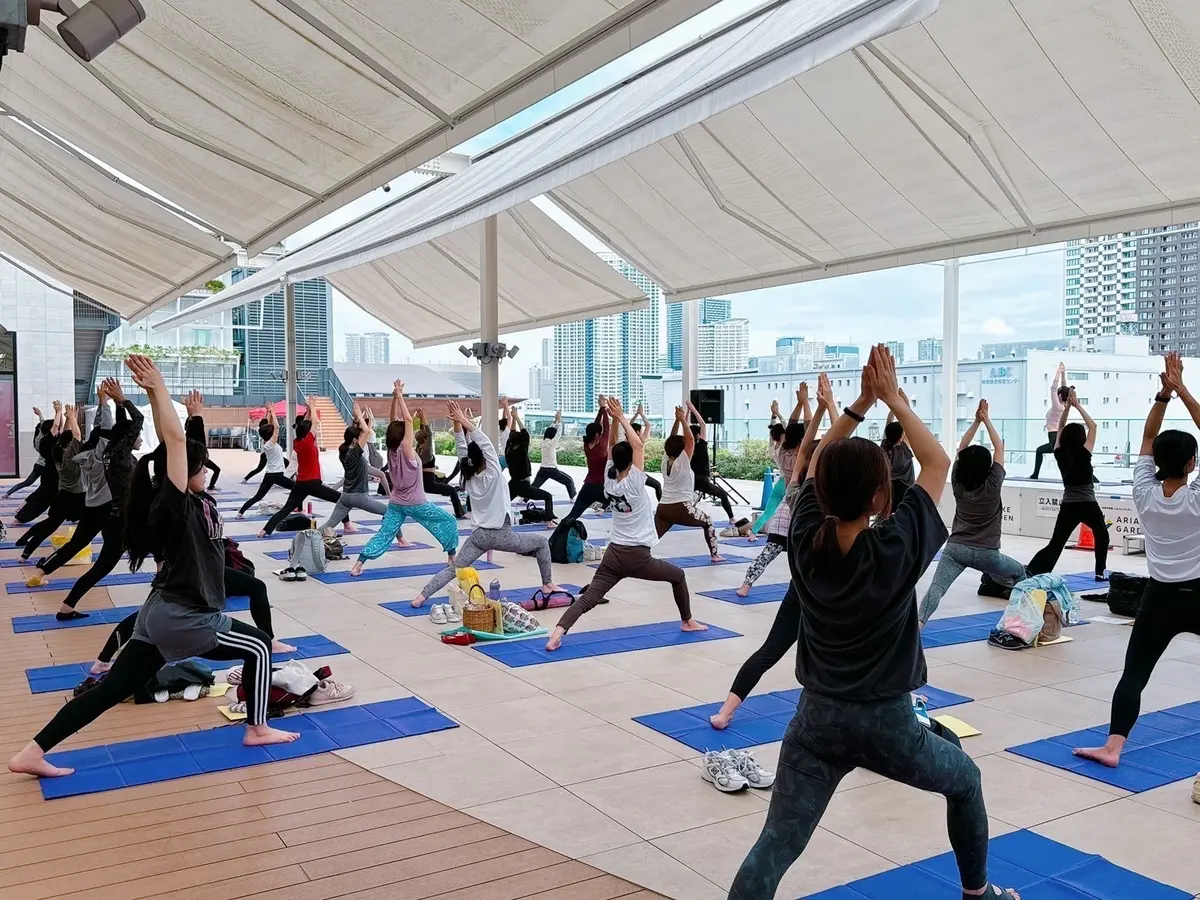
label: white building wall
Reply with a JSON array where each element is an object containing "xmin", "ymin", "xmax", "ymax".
[{"xmin": 0, "ymin": 260, "xmax": 76, "ymax": 475}]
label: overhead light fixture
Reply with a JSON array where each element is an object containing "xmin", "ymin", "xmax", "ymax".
[
  {"xmin": 506, "ymin": 345, "xmax": 519, "ymax": 359},
  {"xmin": 0, "ymin": 0, "xmax": 146, "ymax": 69},
  {"xmin": 457, "ymin": 345, "xmax": 471, "ymax": 358}
]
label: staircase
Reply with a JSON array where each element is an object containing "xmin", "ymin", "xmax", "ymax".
[
  {"xmin": 308, "ymin": 396, "xmax": 347, "ymax": 451},
  {"xmin": 72, "ymin": 295, "xmax": 120, "ymax": 406}
]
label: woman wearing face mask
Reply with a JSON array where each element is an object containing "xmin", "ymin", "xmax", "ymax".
[{"xmin": 7, "ymin": 355, "xmax": 299, "ymax": 782}]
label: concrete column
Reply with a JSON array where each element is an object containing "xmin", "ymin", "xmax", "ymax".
[
  {"xmin": 942, "ymin": 258, "xmax": 960, "ymax": 456},
  {"xmin": 681, "ymin": 298, "xmax": 699, "ymax": 405},
  {"xmin": 480, "ymin": 216, "xmax": 500, "ymax": 446},
  {"xmin": 283, "ymin": 278, "xmax": 298, "ymax": 443}
]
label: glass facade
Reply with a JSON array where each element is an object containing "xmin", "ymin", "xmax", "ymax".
[{"xmin": 232, "ymin": 268, "xmax": 333, "ymax": 398}]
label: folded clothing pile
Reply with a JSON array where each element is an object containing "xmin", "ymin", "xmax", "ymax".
[{"xmin": 225, "ymin": 660, "xmax": 354, "ymax": 717}]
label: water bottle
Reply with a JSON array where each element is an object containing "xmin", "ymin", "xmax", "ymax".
[
  {"xmin": 489, "ymin": 578, "xmax": 501, "ymax": 602},
  {"xmin": 307, "ymin": 501, "xmax": 316, "ymax": 530}
]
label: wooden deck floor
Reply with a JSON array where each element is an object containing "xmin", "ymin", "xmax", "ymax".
[{"xmin": 0, "ymin": 581, "xmax": 664, "ymax": 900}]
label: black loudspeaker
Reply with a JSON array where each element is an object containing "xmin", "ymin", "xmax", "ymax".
[{"xmin": 689, "ymin": 389, "xmax": 724, "ymax": 425}]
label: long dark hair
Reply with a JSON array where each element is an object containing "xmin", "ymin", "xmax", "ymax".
[
  {"xmin": 460, "ymin": 441, "xmax": 486, "ymax": 480},
  {"xmin": 125, "ymin": 439, "xmax": 209, "ymax": 572},
  {"xmin": 608, "ymin": 440, "xmax": 633, "ymax": 478},
  {"xmin": 340, "ymin": 425, "xmax": 361, "ymax": 461},
  {"xmin": 385, "ymin": 420, "xmax": 406, "ymax": 451},
  {"xmin": 880, "ymin": 421, "xmax": 904, "ymax": 454},
  {"xmin": 808, "ymin": 437, "xmax": 892, "ymax": 574}
]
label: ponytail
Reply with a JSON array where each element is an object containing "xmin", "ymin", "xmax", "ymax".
[
  {"xmin": 810, "ymin": 516, "xmax": 842, "ymax": 572},
  {"xmin": 125, "ymin": 445, "xmax": 165, "ymax": 572}
]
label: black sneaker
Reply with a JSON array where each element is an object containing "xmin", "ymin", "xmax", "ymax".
[
  {"xmin": 294, "ymin": 567, "xmax": 308, "ymax": 582},
  {"xmin": 280, "ymin": 567, "xmax": 297, "ymax": 582}
]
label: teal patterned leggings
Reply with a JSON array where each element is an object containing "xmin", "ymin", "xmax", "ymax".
[
  {"xmin": 728, "ymin": 690, "xmax": 990, "ymax": 899},
  {"xmin": 358, "ymin": 501, "xmax": 459, "ymax": 560}
]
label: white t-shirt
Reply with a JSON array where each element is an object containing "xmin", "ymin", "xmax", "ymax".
[
  {"xmin": 1131, "ymin": 455, "xmax": 1200, "ymax": 582},
  {"xmin": 264, "ymin": 442, "xmax": 286, "ymax": 474},
  {"xmin": 541, "ymin": 436, "xmax": 558, "ymax": 468},
  {"xmin": 605, "ymin": 466, "xmax": 657, "ymax": 548},
  {"xmin": 458, "ymin": 428, "xmax": 511, "ymax": 530},
  {"xmin": 659, "ymin": 451, "xmax": 695, "ymax": 505}
]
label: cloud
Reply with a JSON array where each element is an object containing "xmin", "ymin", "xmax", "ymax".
[{"xmin": 980, "ymin": 316, "xmax": 1015, "ymax": 336}]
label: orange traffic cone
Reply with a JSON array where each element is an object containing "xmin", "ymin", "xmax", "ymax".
[{"xmin": 1073, "ymin": 524, "xmax": 1095, "ymax": 551}]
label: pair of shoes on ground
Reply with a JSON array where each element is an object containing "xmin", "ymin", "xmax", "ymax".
[
  {"xmin": 279, "ymin": 567, "xmax": 308, "ymax": 582},
  {"xmin": 429, "ymin": 603, "xmax": 462, "ymax": 625},
  {"xmin": 701, "ymin": 749, "xmax": 774, "ymax": 792}
]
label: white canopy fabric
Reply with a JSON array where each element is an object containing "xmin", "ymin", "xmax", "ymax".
[
  {"xmin": 154, "ymin": 0, "xmax": 935, "ymax": 336},
  {"xmin": 0, "ymin": 0, "xmax": 721, "ymax": 318},
  {"xmin": 550, "ymin": 0, "xmax": 1200, "ymax": 300},
  {"xmin": 0, "ymin": 114, "xmax": 233, "ymax": 318},
  {"xmin": 136, "ymin": 399, "xmax": 188, "ymax": 452}
]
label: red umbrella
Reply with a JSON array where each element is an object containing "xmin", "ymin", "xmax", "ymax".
[{"xmin": 248, "ymin": 401, "xmax": 311, "ymax": 419}]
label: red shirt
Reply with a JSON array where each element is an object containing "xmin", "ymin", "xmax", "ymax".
[
  {"xmin": 584, "ymin": 412, "xmax": 611, "ymax": 485},
  {"xmin": 295, "ymin": 431, "xmax": 320, "ymax": 482}
]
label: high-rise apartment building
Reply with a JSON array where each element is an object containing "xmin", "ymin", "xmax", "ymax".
[
  {"xmin": 344, "ymin": 332, "xmax": 390, "ymax": 364},
  {"xmin": 1063, "ymin": 232, "xmax": 1139, "ymax": 348},
  {"xmin": 667, "ymin": 298, "xmax": 732, "ymax": 370},
  {"xmin": 699, "ymin": 318, "xmax": 750, "ymax": 373},
  {"xmin": 231, "ymin": 246, "xmax": 334, "ymax": 397},
  {"xmin": 1130, "ymin": 224, "xmax": 1200, "ymax": 354},
  {"xmin": 885, "ymin": 340, "xmax": 905, "ymax": 364},
  {"xmin": 918, "ymin": 338, "xmax": 943, "ymax": 362}
]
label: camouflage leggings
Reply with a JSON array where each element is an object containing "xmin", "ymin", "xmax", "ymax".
[{"xmin": 728, "ymin": 690, "xmax": 989, "ymax": 899}]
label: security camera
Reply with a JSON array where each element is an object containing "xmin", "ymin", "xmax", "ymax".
[
  {"xmin": 56, "ymin": 0, "xmax": 146, "ymax": 62},
  {"xmin": 381, "ymin": 184, "xmax": 391, "ymax": 193}
]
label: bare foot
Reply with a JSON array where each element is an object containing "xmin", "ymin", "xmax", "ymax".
[
  {"xmin": 710, "ymin": 696, "xmax": 741, "ymax": 730},
  {"xmin": 344, "ymin": 522, "xmax": 360, "ymax": 534},
  {"xmin": 1074, "ymin": 744, "xmax": 1122, "ymax": 768},
  {"xmin": 271, "ymin": 639, "xmax": 297, "ymax": 654},
  {"xmin": 709, "ymin": 555, "xmax": 725, "ymax": 564},
  {"xmin": 396, "ymin": 536, "xmax": 411, "ymax": 547},
  {"xmin": 243, "ymin": 724, "xmax": 300, "ymax": 746},
  {"xmin": 349, "ymin": 561, "xmax": 364, "ymax": 578},
  {"xmin": 735, "ymin": 583, "xmax": 751, "ymax": 597},
  {"xmin": 411, "ymin": 593, "xmax": 428, "ymax": 609},
  {"xmin": 486, "ymin": 550, "xmax": 494, "ymax": 564},
  {"xmin": 257, "ymin": 530, "xmax": 267, "ymax": 539},
  {"xmin": 88, "ymin": 660, "xmax": 112, "ymax": 675},
  {"xmin": 542, "ymin": 582, "xmax": 562, "ymax": 594},
  {"xmin": 8, "ymin": 742, "xmax": 73, "ymax": 778},
  {"xmin": 236, "ymin": 513, "xmax": 245, "ymax": 520},
  {"xmin": 681, "ymin": 619, "xmax": 708, "ymax": 632},
  {"xmin": 545, "ymin": 626, "xmax": 565, "ymax": 651}
]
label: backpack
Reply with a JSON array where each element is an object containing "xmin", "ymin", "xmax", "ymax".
[
  {"xmin": 224, "ymin": 538, "xmax": 255, "ymax": 575},
  {"xmin": 1105, "ymin": 571, "xmax": 1147, "ymax": 618},
  {"xmin": 518, "ymin": 504, "xmax": 551, "ymax": 525},
  {"xmin": 279, "ymin": 513, "xmax": 310, "ymax": 532},
  {"xmin": 978, "ymin": 572, "xmax": 1012, "ymax": 600},
  {"xmin": 288, "ymin": 529, "xmax": 327, "ymax": 574},
  {"xmin": 549, "ymin": 517, "xmax": 587, "ymax": 564}
]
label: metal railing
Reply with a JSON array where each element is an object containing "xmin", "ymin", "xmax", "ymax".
[{"xmin": 317, "ymin": 367, "xmax": 355, "ymax": 425}]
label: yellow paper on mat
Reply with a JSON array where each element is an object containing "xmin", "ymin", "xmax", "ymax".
[
  {"xmin": 1037, "ymin": 635, "xmax": 1074, "ymax": 646},
  {"xmin": 933, "ymin": 715, "xmax": 981, "ymax": 739},
  {"xmin": 218, "ymin": 704, "xmax": 246, "ymax": 721},
  {"xmin": 210, "ymin": 683, "xmax": 231, "ymax": 697}
]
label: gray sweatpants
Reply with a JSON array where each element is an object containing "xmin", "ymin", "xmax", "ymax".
[
  {"xmin": 320, "ymin": 491, "xmax": 389, "ymax": 531},
  {"xmin": 918, "ymin": 541, "xmax": 1027, "ymax": 625},
  {"xmin": 419, "ymin": 518, "xmax": 552, "ymax": 599}
]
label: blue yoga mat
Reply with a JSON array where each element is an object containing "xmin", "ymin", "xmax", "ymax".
[
  {"xmin": 588, "ymin": 553, "xmax": 753, "ymax": 571},
  {"xmin": 380, "ymin": 582, "xmax": 585, "ymax": 617},
  {"xmin": 265, "ymin": 541, "xmax": 432, "ymax": 560},
  {"xmin": 7, "ymin": 570, "xmax": 158, "ymax": 595},
  {"xmin": 313, "ymin": 560, "xmax": 501, "ymax": 584},
  {"xmin": 11, "ymin": 595, "xmax": 251, "ymax": 634},
  {"xmin": 699, "ymin": 582, "xmax": 790, "ymax": 605},
  {"xmin": 229, "ymin": 526, "xmax": 379, "ymax": 544},
  {"xmin": 475, "ymin": 620, "xmax": 740, "ymax": 667},
  {"xmin": 24, "ymin": 633, "xmax": 350, "ymax": 694},
  {"xmin": 716, "ymin": 536, "xmax": 765, "ymax": 548},
  {"xmin": 802, "ymin": 829, "xmax": 1188, "ymax": 899},
  {"xmin": 223, "ymin": 512, "xmax": 384, "ymax": 523},
  {"xmin": 920, "ymin": 611, "xmax": 1003, "ymax": 648},
  {"xmin": 634, "ymin": 685, "xmax": 972, "ymax": 753},
  {"xmin": 1061, "ymin": 570, "xmax": 1111, "ymax": 593},
  {"xmin": 40, "ymin": 696, "xmax": 459, "ymax": 799},
  {"xmin": 1007, "ymin": 700, "xmax": 1200, "ymax": 793}
]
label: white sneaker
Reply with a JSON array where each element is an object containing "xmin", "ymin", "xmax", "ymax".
[
  {"xmin": 701, "ymin": 750, "xmax": 748, "ymax": 792},
  {"xmin": 181, "ymin": 683, "xmax": 203, "ymax": 702},
  {"xmin": 719, "ymin": 526, "xmax": 739, "ymax": 538},
  {"xmin": 444, "ymin": 604, "xmax": 461, "ymax": 623},
  {"xmin": 726, "ymin": 748, "xmax": 775, "ymax": 789},
  {"xmin": 430, "ymin": 604, "xmax": 448, "ymax": 625}
]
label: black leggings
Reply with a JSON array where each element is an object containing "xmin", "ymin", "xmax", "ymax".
[
  {"xmin": 37, "ymin": 617, "xmax": 273, "ymax": 748},
  {"xmin": 63, "ymin": 516, "xmax": 124, "ymax": 610},
  {"xmin": 1027, "ymin": 499, "xmax": 1110, "ymax": 577},
  {"xmin": 20, "ymin": 491, "xmax": 86, "ymax": 560},
  {"xmin": 1109, "ymin": 578, "xmax": 1200, "ymax": 737},
  {"xmin": 262, "ymin": 480, "xmax": 342, "ymax": 534},
  {"xmin": 510, "ymin": 477, "xmax": 553, "ymax": 520},
  {"xmin": 238, "ymin": 472, "xmax": 295, "ymax": 516},
  {"xmin": 694, "ymin": 475, "xmax": 734, "ymax": 521},
  {"xmin": 244, "ymin": 453, "xmax": 267, "ymax": 481},
  {"xmin": 97, "ymin": 567, "xmax": 275, "ymax": 662},
  {"xmin": 730, "ymin": 582, "xmax": 800, "ymax": 700},
  {"xmin": 15, "ymin": 480, "xmax": 55, "ymax": 524},
  {"xmin": 562, "ymin": 481, "xmax": 608, "ymax": 522},
  {"xmin": 5, "ymin": 463, "xmax": 43, "ymax": 497},
  {"xmin": 531, "ymin": 466, "xmax": 576, "ymax": 499},
  {"xmin": 36, "ymin": 501, "xmax": 112, "ymax": 575},
  {"xmin": 423, "ymin": 470, "xmax": 464, "ymax": 518},
  {"xmin": 1031, "ymin": 431, "xmax": 1057, "ymax": 478},
  {"xmin": 204, "ymin": 458, "xmax": 220, "ymax": 490}
]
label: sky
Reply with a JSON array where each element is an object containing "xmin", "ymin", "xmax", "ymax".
[{"xmin": 286, "ymin": 0, "xmax": 1066, "ymax": 396}]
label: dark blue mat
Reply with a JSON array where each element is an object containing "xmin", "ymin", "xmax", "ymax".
[
  {"xmin": 699, "ymin": 582, "xmax": 790, "ymax": 605},
  {"xmin": 922, "ymin": 611, "xmax": 1086, "ymax": 649},
  {"xmin": 223, "ymin": 513, "xmax": 384, "ymax": 523},
  {"xmin": 588, "ymin": 554, "xmax": 753, "ymax": 571},
  {"xmin": 1007, "ymin": 701, "xmax": 1200, "ymax": 792},
  {"xmin": 459, "ymin": 523, "xmax": 559, "ymax": 537},
  {"xmin": 11, "ymin": 596, "xmax": 251, "ymax": 634},
  {"xmin": 41, "ymin": 696, "xmax": 459, "ymax": 799},
  {"xmin": 7, "ymin": 570, "xmax": 157, "ymax": 594},
  {"xmin": 313, "ymin": 560, "xmax": 500, "ymax": 584},
  {"xmin": 380, "ymin": 582, "xmax": 586, "ymax": 617},
  {"xmin": 801, "ymin": 829, "xmax": 1188, "ymax": 899},
  {"xmin": 265, "ymin": 541, "xmax": 432, "ymax": 560},
  {"xmin": 227, "ymin": 526, "xmax": 379, "ymax": 544},
  {"xmin": 1061, "ymin": 570, "xmax": 1110, "ymax": 593},
  {"xmin": 25, "ymin": 633, "xmax": 350, "ymax": 694},
  {"xmin": 716, "ymin": 536, "xmax": 767, "ymax": 548},
  {"xmin": 474, "ymin": 620, "xmax": 740, "ymax": 667},
  {"xmin": 0, "ymin": 538, "xmax": 100, "ymax": 551},
  {"xmin": 635, "ymin": 686, "xmax": 973, "ymax": 752}
]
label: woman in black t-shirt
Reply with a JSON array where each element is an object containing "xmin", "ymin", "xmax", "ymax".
[
  {"xmin": 505, "ymin": 402, "xmax": 554, "ymax": 522},
  {"xmin": 728, "ymin": 347, "xmax": 1020, "ymax": 900},
  {"xmin": 8, "ymin": 358, "xmax": 300, "ymax": 782},
  {"xmin": 1026, "ymin": 389, "xmax": 1110, "ymax": 580}
]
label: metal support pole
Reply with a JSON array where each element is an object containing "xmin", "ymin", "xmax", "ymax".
[
  {"xmin": 941, "ymin": 258, "xmax": 960, "ymax": 457},
  {"xmin": 480, "ymin": 216, "xmax": 500, "ymax": 446},
  {"xmin": 284, "ymin": 278, "xmax": 298, "ymax": 444},
  {"xmin": 682, "ymin": 299, "xmax": 699, "ymax": 407}
]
